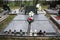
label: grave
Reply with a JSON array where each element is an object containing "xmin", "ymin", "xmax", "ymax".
[
  {"xmin": 3, "ymin": 4, "xmax": 11, "ymax": 12},
  {"xmin": 50, "ymin": 9, "xmax": 60, "ymax": 29},
  {"xmin": 4, "ymin": 21, "xmax": 28, "ymax": 33},
  {"xmin": 45, "ymin": 9, "xmax": 58, "ymax": 15},
  {"xmin": 50, "ymin": 15, "xmax": 60, "ymax": 29},
  {"xmin": 45, "ymin": 2, "xmax": 58, "ymax": 15},
  {"xmin": 31, "ymin": 21, "xmax": 56, "ymax": 34},
  {"xmin": 3, "ymin": 14, "xmax": 57, "ymax": 36},
  {"xmin": 49, "ymin": 1, "xmax": 57, "ymax": 9}
]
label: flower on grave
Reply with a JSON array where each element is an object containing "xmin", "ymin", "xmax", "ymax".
[
  {"xmin": 27, "ymin": 17, "xmax": 33, "ymax": 22},
  {"xmin": 27, "ymin": 17, "xmax": 34, "ymax": 24},
  {"xmin": 36, "ymin": 4, "xmax": 40, "ymax": 8},
  {"xmin": 29, "ymin": 11, "xmax": 34, "ymax": 17}
]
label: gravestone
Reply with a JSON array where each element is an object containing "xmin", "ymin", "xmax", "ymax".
[
  {"xmin": 25, "ymin": 6, "xmax": 37, "ymax": 15},
  {"xmin": 3, "ymin": 4, "xmax": 11, "ymax": 12},
  {"xmin": 49, "ymin": 2, "xmax": 57, "ymax": 9}
]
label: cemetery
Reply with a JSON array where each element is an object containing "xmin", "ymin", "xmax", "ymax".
[{"xmin": 0, "ymin": 0, "xmax": 60, "ymax": 40}]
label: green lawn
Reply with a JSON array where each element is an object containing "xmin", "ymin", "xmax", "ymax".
[{"xmin": 0, "ymin": 15, "xmax": 16, "ymax": 31}]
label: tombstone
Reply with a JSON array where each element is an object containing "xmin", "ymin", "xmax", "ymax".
[
  {"xmin": 25, "ymin": 6, "xmax": 37, "ymax": 15},
  {"xmin": 3, "ymin": 4, "xmax": 11, "ymax": 12},
  {"xmin": 49, "ymin": 2, "xmax": 57, "ymax": 9}
]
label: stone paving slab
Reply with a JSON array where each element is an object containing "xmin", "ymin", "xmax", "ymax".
[
  {"xmin": 45, "ymin": 9, "xmax": 58, "ymax": 14},
  {"xmin": 33, "ymin": 14, "xmax": 48, "ymax": 21},
  {"xmin": 37, "ymin": 10, "xmax": 46, "ymax": 15},
  {"xmin": 31, "ymin": 21, "xmax": 56, "ymax": 33},
  {"xmin": 13, "ymin": 14, "xmax": 48, "ymax": 21},
  {"xmin": 4, "ymin": 21, "xmax": 28, "ymax": 32},
  {"xmin": 13, "ymin": 15, "xmax": 28, "ymax": 21}
]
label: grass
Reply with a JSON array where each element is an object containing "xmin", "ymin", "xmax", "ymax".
[
  {"xmin": 0, "ymin": 7, "xmax": 3, "ymax": 13},
  {"xmin": 0, "ymin": 36, "xmax": 60, "ymax": 40},
  {"xmin": 0, "ymin": 15, "xmax": 16, "ymax": 31},
  {"xmin": 10, "ymin": 6, "xmax": 20, "ymax": 10},
  {"xmin": 41, "ymin": 5, "xmax": 48, "ymax": 9}
]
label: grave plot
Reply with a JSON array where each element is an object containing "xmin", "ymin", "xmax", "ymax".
[
  {"xmin": 0, "ymin": 10, "xmax": 8, "ymax": 17},
  {"xmin": 37, "ymin": 10, "xmax": 46, "ymax": 15},
  {"xmin": 3, "ymin": 15, "xmax": 29, "ymax": 36},
  {"xmin": 45, "ymin": 2, "xmax": 59, "ymax": 15},
  {"xmin": 45, "ymin": 9, "xmax": 58, "ymax": 15},
  {"xmin": 2, "ymin": 15, "xmax": 58, "ymax": 36},
  {"xmin": 50, "ymin": 15, "xmax": 60, "ymax": 29}
]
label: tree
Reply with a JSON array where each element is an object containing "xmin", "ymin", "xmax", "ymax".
[{"xmin": 35, "ymin": 0, "xmax": 39, "ymax": 6}]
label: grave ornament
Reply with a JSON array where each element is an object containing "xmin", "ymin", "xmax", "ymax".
[
  {"xmin": 27, "ymin": 11, "xmax": 34, "ymax": 24},
  {"xmin": 36, "ymin": 4, "xmax": 42, "ymax": 11}
]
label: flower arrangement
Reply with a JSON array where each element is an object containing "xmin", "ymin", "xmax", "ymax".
[
  {"xmin": 27, "ymin": 17, "xmax": 34, "ymax": 24},
  {"xmin": 27, "ymin": 11, "xmax": 34, "ymax": 24}
]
